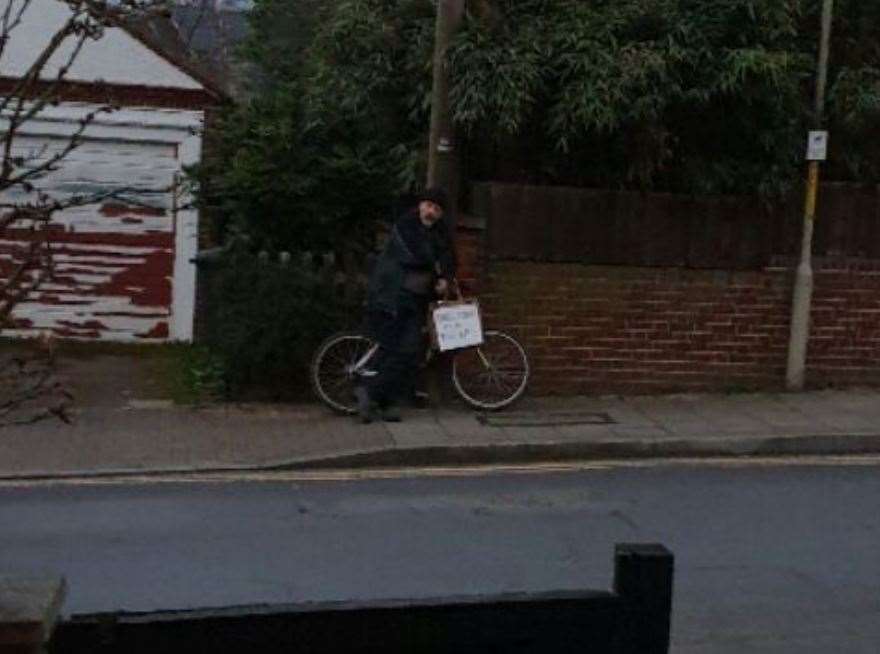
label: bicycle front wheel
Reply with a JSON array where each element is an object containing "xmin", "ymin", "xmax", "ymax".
[
  {"xmin": 310, "ymin": 332, "xmax": 377, "ymax": 414},
  {"xmin": 452, "ymin": 330, "xmax": 529, "ymax": 410}
]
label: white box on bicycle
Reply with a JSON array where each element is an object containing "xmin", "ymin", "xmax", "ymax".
[{"xmin": 431, "ymin": 301, "xmax": 483, "ymax": 351}]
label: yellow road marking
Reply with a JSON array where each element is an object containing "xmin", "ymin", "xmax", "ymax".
[{"xmin": 1, "ymin": 455, "xmax": 879, "ymax": 489}]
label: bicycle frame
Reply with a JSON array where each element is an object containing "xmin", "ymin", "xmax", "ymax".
[
  {"xmin": 348, "ymin": 335, "xmax": 495, "ymax": 384},
  {"xmin": 348, "ymin": 343, "xmax": 380, "ymax": 377},
  {"xmin": 312, "ymin": 280, "xmax": 529, "ymax": 414},
  {"xmin": 312, "ymin": 328, "xmax": 529, "ymax": 414},
  {"xmin": 348, "ymin": 339, "xmax": 436, "ymax": 378}
]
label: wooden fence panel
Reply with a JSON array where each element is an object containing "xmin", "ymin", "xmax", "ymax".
[
  {"xmin": 607, "ymin": 192, "xmax": 642, "ymax": 265},
  {"xmin": 477, "ymin": 182, "xmax": 880, "ymax": 269},
  {"xmin": 688, "ymin": 196, "xmax": 771, "ymax": 269},
  {"xmin": 688, "ymin": 196, "xmax": 726, "ymax": 268},
  {"xmin": 855, "ymin": 187, "xmax": 880, "ymax": 259},
  {"xmin": 547, "ymin": 186, "xmax": 591, "ymax": 262},
  {"xmin": 646, "ymin": 193, "xmax": 690, "ymax": 266},
  {"xmin": 585, "ymin": 191, "xmax": 619, "ymax": 264},
  {"xmin": 765, "ymin": 192, "xmax": 799, "ymax": 259},
  {"xmin": 484, "ymin": 184, "xmax": 513, "ymax": 258},
  {"xmin": 813, "ymin": 184, "xmax": 878, "ymax": 258},
  {"xmin": 815, "ymin": 184, "xmax": 851, "ymax": 256}
]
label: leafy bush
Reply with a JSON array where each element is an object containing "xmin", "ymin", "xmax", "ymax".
[
  {"xmin": 176, "ymin": 345, "xmax": 227, "ymax": 405},
  {"xmin": 189, "ymin": 0, "xmax": 880, "ymax": 398},
  {"xmin": 197, "ymin": 0, "xmax": 880, "ymax": 219},
  {"xmin": 448, "ymin": 0, "xmax": 880, "ymax": 196},
  {"xmin": 190, "ymin": 0, "xmax": 434, "ymax": 253},
  {"xmin": 200, "ymin": 252, "xmax": 363, "ymax": 399},
  {"xmin": 192, "ymin": 87, "xmax": 408, "ymax": 254},
  {"xmin": 186, "ymin": 0, "xmax": 426, "ymax": 397}
]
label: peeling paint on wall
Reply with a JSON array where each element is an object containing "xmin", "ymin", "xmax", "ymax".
[
  {"xmin": 3, "ymin": 213, "xmax": 174, "ymax": 341},
  {"xmin": 1, "ymin": 124, "xmax": 195, "ymax": 342}
]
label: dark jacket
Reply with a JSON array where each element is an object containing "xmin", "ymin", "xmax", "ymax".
[{"xmin": 367, "ymin": 208, "xmax": 456, "ymax": 315}]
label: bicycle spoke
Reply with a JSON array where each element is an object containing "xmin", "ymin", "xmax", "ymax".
[
  {"xmin": 328, "ymin": 343, "xmax": 357, "ymax": 365},
  {"xmin": 311, "ymin": 334, "xmax": 376, "ymax": 414},
  {"xmin": 322, "ymin": 357, "xmax": 348, "ymax": 377},
  {"xmin": 324, "ymin": 377, "xmax": 351, "ymax": 392},
  {"xmin": 321, "ymin": 377, "xmax": 345, "ymax": 394},
  {"xmin": 327, "ymin": 351, "xmax": 352, "ymax": 368},
  {"xmin": 347, "ymin": 342, "xmax": 368, "ymax": 362},
  {"xmin": 326, "ymin": 340, "xmax": 372, "ymax": 373},
  {"xmin": 491, "ymin": 373, "xmax": 509, "ymax": 392},
  {"xmin": 451, "ymin": 331, "xmax": 528, "ymax": 410},
  {"xmin": 491, "ymin": 373, "xmax": 515, "ymax": 391},
  {"xmin": 495, "ymin": 367, "xmax": 524, "ymax": 380},
  {"xmin": 341, "ymin": 345, "xmax": 363, "ymax": 367}
]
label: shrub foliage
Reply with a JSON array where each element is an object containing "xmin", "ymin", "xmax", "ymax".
[
  {"xmin": 190, "ymin": 0, "xmax": 880, "ymax": 397},
  {"xmin": 200, "ymin": 252, "xmax": 362, "ymax": 398}
]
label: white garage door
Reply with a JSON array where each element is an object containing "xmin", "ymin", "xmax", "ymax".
[{"xmin": 1, "ymin": 105, "xmax": 201, "ymax": 342}]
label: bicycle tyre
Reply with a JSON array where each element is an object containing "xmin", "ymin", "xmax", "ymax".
[
  {"xmin": 452, "ymin": 330, "xmax": 529, "ymax": 411},
  {"xmin": 310, "ymin": 332, "xmax": 376, "ymax": 414}
]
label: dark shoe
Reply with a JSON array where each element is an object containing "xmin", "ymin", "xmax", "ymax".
[
  {"xmin": 381, "ymin": 405, "xmax": 402, "ymax": 422},
  {"xmin": 354, "ymin": 386, "xmax": 375, "ymax": 424}
]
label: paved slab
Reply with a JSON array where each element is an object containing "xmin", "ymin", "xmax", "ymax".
[
  {"xmin": 0, "ymin": 576, "xmax": 66, "ymax": 650},
  {"xmin": 2, "ymin": 389, "xmax": 880, "ymax": 479}
]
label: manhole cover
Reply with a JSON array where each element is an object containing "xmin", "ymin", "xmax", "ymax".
[{"xmin": 477, "ymin": 411, "xmax": 615, "ymax": 427}]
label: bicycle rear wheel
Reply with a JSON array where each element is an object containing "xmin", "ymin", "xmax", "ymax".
[
  {"xmin": 310, "ymin": 332, "xmax": 377, "ymax": 414},
  {"xmin": 452, "ymin": 330, "xmax": 529, "ymax": 410}
]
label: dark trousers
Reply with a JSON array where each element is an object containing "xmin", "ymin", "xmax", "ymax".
[{"xmin": 366, "ymin": 292, "xmax": 428, "ymax": 408}]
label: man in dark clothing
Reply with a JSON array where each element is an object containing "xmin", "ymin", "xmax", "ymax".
[{"xmin": 355, "ymin": 188, "xmax": 456, "ymax": 423}]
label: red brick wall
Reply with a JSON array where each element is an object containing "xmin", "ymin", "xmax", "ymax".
[
  {"xmin": 454, "ymin": 224, "xmax": 484, "ymax": 294},
  {"xmin": 452, "ymin": 229, "xmax": 880, "ymax": 394},
  {"xmin": 807, "ymin": 262, "xmax": 880, "ymax": 385}
]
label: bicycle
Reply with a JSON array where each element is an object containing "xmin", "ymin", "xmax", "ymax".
[{"xmin": 310, "ymin": 299, "xmax": 529, "ymax": 413}]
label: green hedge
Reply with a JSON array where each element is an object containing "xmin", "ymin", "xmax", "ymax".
[{"xmin": 200, "ymin": 252, "xmax": 363, "ymax": 400}]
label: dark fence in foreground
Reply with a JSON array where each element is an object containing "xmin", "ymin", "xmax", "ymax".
[
  {"xmin": 52, "ymin": 544, "xmax": 673, "ymax": 654},
  {"xmin": 474, "ymin": 182, "xmax": 880, "ymax": 269}
]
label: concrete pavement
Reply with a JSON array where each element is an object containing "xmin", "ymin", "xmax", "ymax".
[{"xmin": 2, "ymin": 389, "xmax": 880, "ymax": 480}]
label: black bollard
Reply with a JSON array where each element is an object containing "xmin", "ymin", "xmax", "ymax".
[{"xmin": 613, "ymin": 543, "xmax": 674, "ymax": 654}]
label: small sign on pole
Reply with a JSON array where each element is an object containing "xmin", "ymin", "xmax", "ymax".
[{"xmin": 806, "ymin": 130, "xmax": 828, "ymax": 161}]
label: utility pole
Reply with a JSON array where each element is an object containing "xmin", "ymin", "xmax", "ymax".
[
  {"xmin": 786, "ymin": 0, "xmax": 834, "ymax": 390},
  {"xmin": 426, "ymin": 0, "xmax": 464, "ymax": 224},
  {"xmin": 425, "ymin": 0, "xmax": 464, "ymax": 407}
]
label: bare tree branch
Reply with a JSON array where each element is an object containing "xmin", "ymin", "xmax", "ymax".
[
  {"xmin": 182, "ymin": 0, "xmax": 211, "ymax": 50},
  {"xmin": 0, "ymin": 0, "xmax": 169, "ymax": 425},
  {"xmin": 4, "ymin": 26, "xmax": 96, "ymax": 126},
  {"xmin": 1, "ymin": 104, "xmax": 115, "ymax": 194},
  {"xmin": 0, "ymin": 5, "xmax": 94, "ymax": 117},
  {"xmin": 0, "ymin": 347, "xmax": 72, "ymax": 426},
  {"xmin": 0, "ymin": 222, "xmax": 52, "ymax": 325},
  {"xmin": 0, "ymin": 0, "xmax": 33, "ymax": 62},
  {"xmin": 0, "ymin": 183, "xmax": 170, "ymax": 218}
]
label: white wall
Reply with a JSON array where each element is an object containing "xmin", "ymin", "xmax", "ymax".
[
  {"xmin": 1, "ymin": 0, "xmax": 202, "ymax": 90},
  {"xmin": 0, "ymin": 103, "xmax": 203, "ymax": 342}
]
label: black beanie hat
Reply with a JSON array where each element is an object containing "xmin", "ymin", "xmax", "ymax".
[{"xmin": 417, "ymin": 187, "xmax": 448, "ymax": 212}]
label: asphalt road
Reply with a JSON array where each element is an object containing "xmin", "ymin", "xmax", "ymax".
[{"xmin": 1, "ymin": 459, "xmax": 878, "ymax": 653}]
